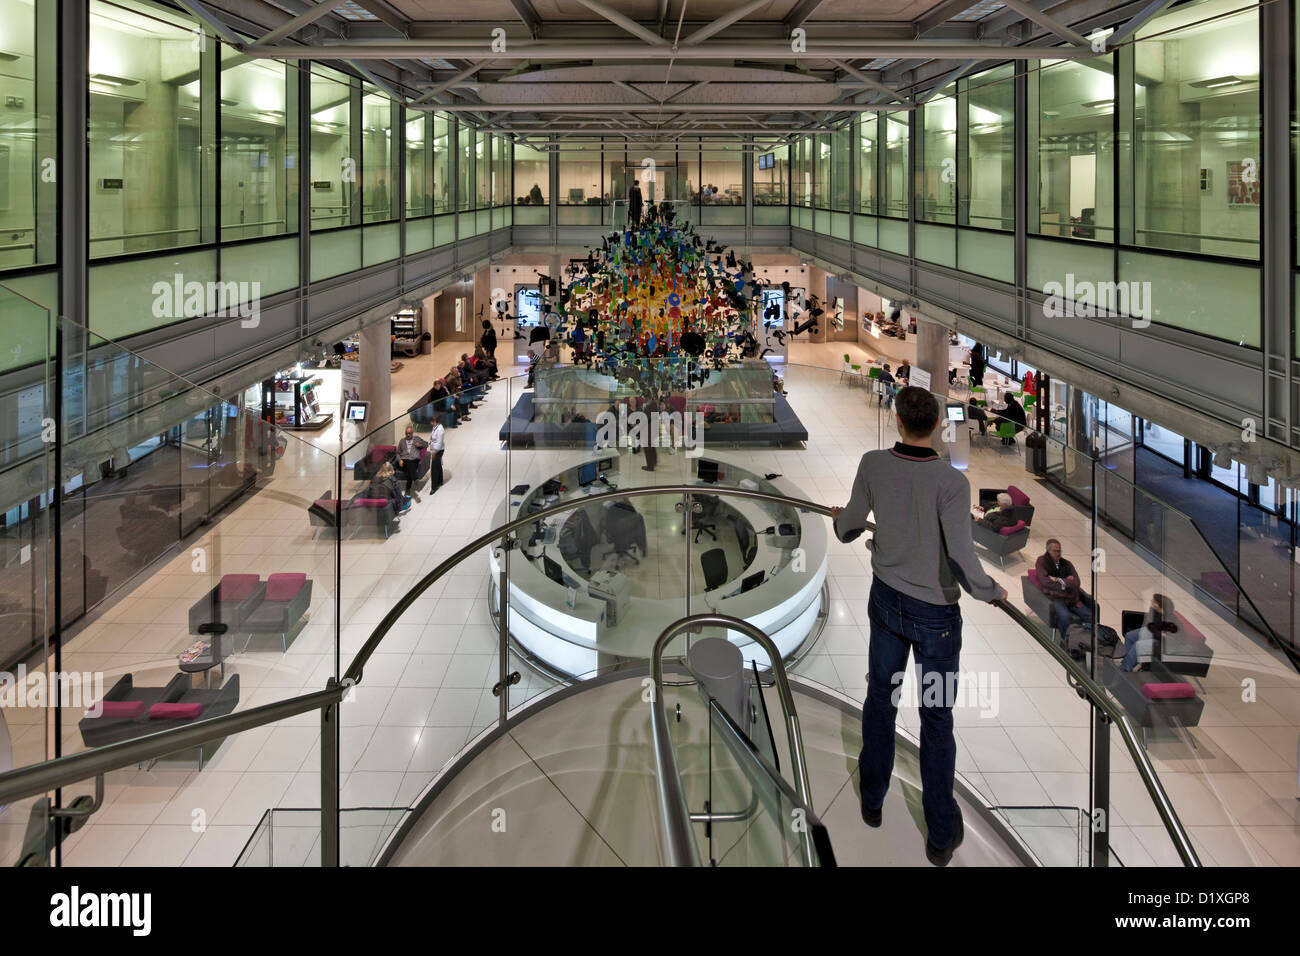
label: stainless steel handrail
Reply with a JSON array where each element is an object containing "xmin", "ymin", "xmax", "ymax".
[
  {"xmin": 0, "ymin": 685, "xmax": 343, "ymax": 807},
  {"xmin": 0, "ymin": 481, "xmax": 1200, "ymax": 867},
  {"xmin": 706, "ymin": 696, "xmax": 832, "ymax": 866},
  {"xmin": 650, "ymin": 612, "xmax": 818, "ymax": 867}
]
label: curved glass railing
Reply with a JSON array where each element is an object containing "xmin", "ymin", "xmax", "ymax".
[{"xmin": 1, "ymin": 355, "xmax": 1293, "ymax": 866}]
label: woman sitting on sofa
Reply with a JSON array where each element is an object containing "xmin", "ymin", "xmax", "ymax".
[{"xmin": 366, "ymin": 461, "xmax": 410, "ymax": 516}]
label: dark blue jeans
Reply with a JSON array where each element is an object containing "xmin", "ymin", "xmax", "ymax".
[{"xmin": 861, "ymin": 577, "xmax": 963, "ymax": 848}]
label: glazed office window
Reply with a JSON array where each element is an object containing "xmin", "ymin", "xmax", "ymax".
[
  {"xmin": 917, "ymin": 91, "xmax": 956, "ymax": 223},
  {"xmin": 404, "ymin": 110, "xmax": 431, "ymax": 217},
  {"xmin": 514, "ymin": 143, "xmax": 548, "ymax": 205},
  {"xmin": 1132, "ymin": 0, "xmax": 1259, "ymax": 259},
  {"xmin": 963, "ymin": 64, "xmax": 1013, "ymax": 230},
  {"xmin": 881, "ymin": 113, "xmax": 908, "ymax": 218},
  {"xmin": 830, "ymin": 127, "xmax": 851, "ymax": 211},
  {"xmin": 558, "ymin": 139, "xmax": 602, "ymax": 204},
  {"xmin": 606, "ymin": 146, "xmax": 627, "ymax": 206},
  {"xmin": 457, "ymin": 123, "xmax": 472, "ymax": 211},
  {"xmin": 0, "ymin": 0, "xmax": 55, "ymax": 270},
  {"xmin": 753, "ymin": 144, "xmax": 787, "ymax": 205},
  {"xmin": 361, "ymin": 88, "xmax": 395, "ymax": 223},
  {"xmin": 1029, "ymin": 58, "xmax": 1114, "ymax": 242},
  {"xmin": 431, "ymin": 114, "xmax": 450, "ymax": 212},
  {"xmin": 700, "ymin": 147, "xmax": 743, "ymax": 205},
  {"xmin": 475, "ymin": 131, "xmax": 490, "ymax": 208},
  {"xmin": 89, "ymin": 0, "xmax": 210, "ymax": 258},
  {"xmin": 857, "ymin": 115, "xmax": 877, "ymax": 213},
  {"xmin": 812, "ymin": 134, "xmax": 830, "ymax": 208},
  {"xmin": 495, "ymin": 135, "xmax": 510, "ymax": 206},
  {"xmin": 791, "ymin": 136, "xmax": 812, "ymax": 207},
  {"xmin": 309, "ymin": 65, "xmax": 354, "ymax": 230},
  {"xmin": 220, "ymin": 52, "xmax": 298, "ymax": 241}
]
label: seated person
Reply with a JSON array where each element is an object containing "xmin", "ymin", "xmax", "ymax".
[
  {"xmin": 1121, "ymin": 593, "xmax": 1178, "ymax": 672},
  {"xmin": 967, "ymin": 400, "xmax": 988, "ymax": 435},
  {"xmin": 1034, "ymin": 538, "xmax": 1095, "ymax": 636},
  {"xmin": 876, "ymin": 364, "xmax": 896, "ymax": 409},
  {"xmin": 474, "ymin": 344, "xmax": 499, "ymax": 380},
  {"xmin": 997, "ymin": 393, "xmax": 1027, "ymax": 444},
  {"xmin": 975, "ymin": 493, "xmax": 1021, "ymax": 532},
  {"xmin": 460, "ymin": 354, "xmax": 490, "ymax": 388},
  {"xmin": 366, "ymin": 461, "xmax": 410, "ymax": 515}
]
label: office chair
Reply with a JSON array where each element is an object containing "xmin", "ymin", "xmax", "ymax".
[
  {"xmin": 606, "ymin": 501, "xmax": 644, "ymax": 567},
  {"xmin": 701, "ymin": 548, "xmax": 728, "ymax": 592},
  {"xmin": 689, "ymin": 493, "xmax": 720, "ymax": 543}
]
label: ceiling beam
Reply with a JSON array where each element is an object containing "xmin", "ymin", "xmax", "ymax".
[
  {"xmin": 346, "ymin": 0, "xmax": 410, "ymax": 36},
  {"xmin": 172, "ymin": 0, "xmax": 244, "ymax": 45},
  {"xmin": 996, "ymin": 0, "xmax": 1092, "ymax": 47},
  {"xmin": 412, "ymin": 60, "xmax": 492, "ymax": 105},
  {"xmin": 507, "ymin": 0, "xmax": 542, "ymax": 39},
  {"xmin": 1103, "ymin": 0, "xmax": 1176, "ymax": 49},
  {"xmin": 784, "ymin": 0, "xmax": 827, "ymax": 31},
  {"xmin": 249, "ymin": 40, "xmax": 1097, "ymax": 61},
  {"xmin": 912, "ymin": 0, "xmax": 976, "ymax": 38},
  {"xmin": 571, "ymin": 0, "xmax": 670, "ymax": 47},
  {"xmin": 612, "ymin": 80, "xmax": 659, "ymax": 103},
  {"xmin": 828, "ymin": 59, "xmax": 909, "ymax": 106},
  {"xmin": 245, "ymin": 0, "xmax": 350, "ymax": 47},
  {"xmin": 411, "ymin": 102, "xmax": 909, "ymax": 113},
  {"xmin": 917, "ymin": 58, "xmax": 977, "ymax": 104},
  {"xmin": 680, "ymin": 0, "xmax": 770, "ymax": 46}
]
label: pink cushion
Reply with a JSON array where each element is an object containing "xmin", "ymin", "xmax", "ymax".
[
  {"xmin": 1027, "ymin": 569, "xmax": 1039, "ymax": 587},
  {"xmin": 265, "ymin": 572, "xmax": 307, "ymax": 602},
  {"xmin": 352, "ymin": 498, "xmax": 388, "ymax": 507},
  {"xmin": 1006, "ymin": 485, "xmax": 1031, "ymax": 508},
  {"xmin": 217, "ymin": 573, "xmax": 260, "ymax": 602},
  {"xmin": 94, "ymin": 700, "xmax": 145, "ymax": 719},
  {"xmin": 370, "ymin": 444, "xmax": 396, "ymax": 464},
  {"xmin": 1141, "ymin": 682, "xmax": 1195, "ymax": 700},
  {"xmin": 998, "ymin": 520, "xmax": 1027, "ymax": 536},
  {"xmin": 149, "ymin": 702, "xmax": 203, "ymax": 720},
  {"xmin": 1173, "ymin": 612, "xmax": 1206, "ymax": 643}
]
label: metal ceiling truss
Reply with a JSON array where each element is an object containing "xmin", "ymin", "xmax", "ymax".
[{"xmin": 181, "ymin": 0, "xmax": 1161, "ymax": 139}]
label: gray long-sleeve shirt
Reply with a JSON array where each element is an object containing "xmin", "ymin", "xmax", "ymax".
[{"xmin": 833, "ymin": 442, "xmax": 1001, "ymax": 607}]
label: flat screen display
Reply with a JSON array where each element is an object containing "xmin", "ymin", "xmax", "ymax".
[
  {"xmin": 945, "ymin": 404, "xmax": 966, "ymax": 423},
  {"xmin": 345, "ymin": 401, "xmax": 369, "ymax": 422}
]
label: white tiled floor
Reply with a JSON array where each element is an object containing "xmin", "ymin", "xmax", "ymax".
[{"xmin": 2, "ymin": 338, "xmax": 1297, "ymax": 866}]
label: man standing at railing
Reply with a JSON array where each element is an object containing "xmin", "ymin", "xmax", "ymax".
[{"xmin": 831, "ymin": 385, "xmax": 1006, "ymax": 867}]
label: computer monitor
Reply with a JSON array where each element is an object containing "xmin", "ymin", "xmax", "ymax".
[
  {"xmin": 542, "ymin": 553, "xmax": 565, "ymax": 585},
  {"xmin": 344, "ymin": 400, "xmax": 369, "ymax": 422},
  {"xmin": 568, "ymin": 187, "xmax": 585, "ymax": 203},
  {"xmin": 697, "ymin": 459, "xmax": 720, "ymax": 483},
  {"xmin": 945, "ymin": 404, "xmax": 966, "ymax": 423},
  {"xmin": 758, "ymin": 152, "xmax": 774, "ymax": 170},
  {"xmin": 741, "ymin": 571, "xmax": 765, "ymax": 593},
  {"xmin": 578, "ymin": 461, "xmax": 598, "ymax": 487}
]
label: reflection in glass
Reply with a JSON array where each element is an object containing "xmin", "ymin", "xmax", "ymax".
[
  {"xmin": 310, "ymin": 65, "xmax": 354, "ymax": 230},
  {"xmin": 221, "ymin": 53, "xmax": 298, "ymax": 240},
  {"xmin": 89, "ymin": 0, "xmax": 208, "ymax": 256}
]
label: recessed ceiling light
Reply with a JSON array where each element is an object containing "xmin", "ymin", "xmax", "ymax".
[
  {"xmin": 1189, "ymin": 75, "xmax": 1244, "ymax": 89},
  {"xmin": 1083, "ymin": 99, "xmax": 1112, "ymax": 109},
  {"xmin": 90, "ymin": 73, "xmax": 138, "ymax": 87}
]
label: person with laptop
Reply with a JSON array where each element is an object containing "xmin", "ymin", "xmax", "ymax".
[{"xmin": 830, "ymin": 386, "xmax": 1006, "ymax": 866}]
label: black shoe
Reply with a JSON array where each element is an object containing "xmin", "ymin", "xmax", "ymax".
[
  {"xmin": 925, "ymin": 815, "xmax": 964, "ymax": 867},
  {"xmin": 861, "ymin": 803, "xmax": 882, "ymax": 828}
]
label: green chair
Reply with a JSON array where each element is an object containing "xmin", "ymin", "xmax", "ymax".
[
  {"xmin": 1023, "ymin": 394, "xmax": 1037, "ymax": 410},
  {"xmin": 840, "ymin": 353, "xmax": 853, "ymax": 385},
  {"xmin": 994, "ymin": 421, "xmax": 1018, "ymax": 451}
]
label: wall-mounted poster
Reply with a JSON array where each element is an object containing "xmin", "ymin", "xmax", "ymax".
[{"xmin": 1225, "ymin": 160, "xmax": 1260, "ymax": 207}]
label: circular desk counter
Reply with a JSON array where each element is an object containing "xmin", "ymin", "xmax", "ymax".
[{"xmin": 488, "ymin": 454, "xmax": 828, "ymax": 677}]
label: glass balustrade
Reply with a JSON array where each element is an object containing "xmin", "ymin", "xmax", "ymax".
[{"xmin": 2, "ymin": 354, "xmax": 1294, "ymax": 867}]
